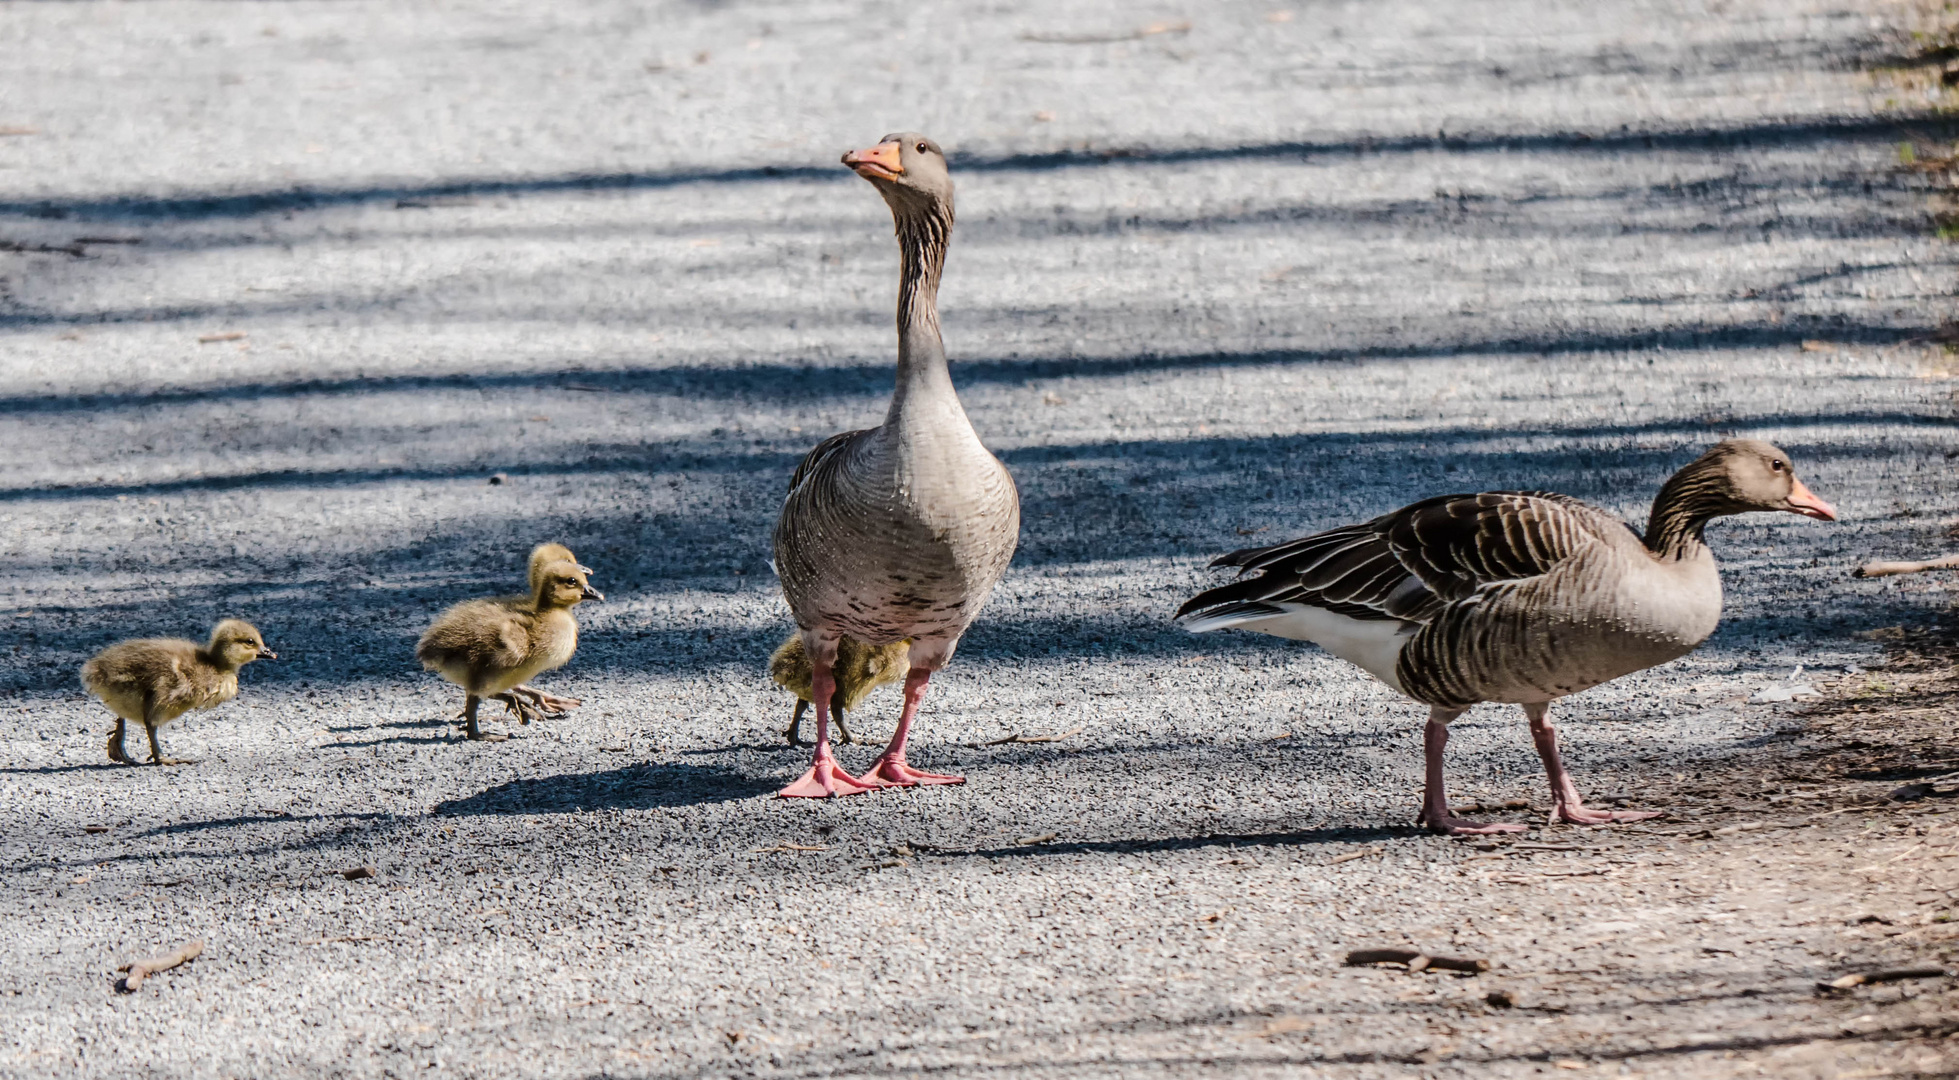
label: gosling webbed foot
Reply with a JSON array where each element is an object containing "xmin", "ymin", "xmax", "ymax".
[
  {"xmin": 491, "ymin": 692, "xmax": 548, "ymax": 726},
  {"xmin": 507, "ymin": 685, "xmax": 579, "ymax": 720}
]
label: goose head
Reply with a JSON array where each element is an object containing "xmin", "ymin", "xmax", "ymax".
[
  {"xmin": 535, "ymin": 561, "xmax": 604, "ymax": 611},
  {"xmin": 843, "ymin": 132, "xmax": 953, "ymax": 221},
  {"xmin": 208, "ymin": 619, "xmax": 275, "ymax": 668},
  {"xmin": 1695, "ymin": 439, "xmax": 1837, "ymax": 521},
  {"xmin": 1646, "ymin": 438, "xmax": 1836, "ymax": 552}
]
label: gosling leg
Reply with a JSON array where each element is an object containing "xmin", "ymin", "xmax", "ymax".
[
  {"xmin": 143, "ymin": 720, "xmax": 187, "ymax": 766},
  {"xmin": 786, "ymin": 700, "xmax": 853, "ymax": 746},
  {"xmin": 461, "ymin": 695, "xmax": 506, "ymax": 742},
  {"xmin": 107, "ymin": 717, "xmax": 134, "ymax": 765},
  {"xmin": 784, "ymin": 699, "xmax": 808, "ymax": 746}
]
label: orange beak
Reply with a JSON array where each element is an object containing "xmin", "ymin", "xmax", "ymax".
[
  {"xmin": 1784, "ymin": 477, "xmax": 1838, "ymax": 521},
  {"xmin": 842, "ymin": 141, "xmax": 903, "ymax": 182}
]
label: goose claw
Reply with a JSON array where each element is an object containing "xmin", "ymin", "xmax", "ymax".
[{"xmin": 778, "ymin": 757, "xmax": 874, "ymax": 798}]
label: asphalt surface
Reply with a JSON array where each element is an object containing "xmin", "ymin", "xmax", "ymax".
[{"xmin": 0, "ymin": 0, "xmax": 1955, "ymax": 1076}]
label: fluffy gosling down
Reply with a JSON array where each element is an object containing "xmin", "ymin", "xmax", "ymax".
[
  {"xmin": 81, "ymin": 620, "xmax": 275, "ymax": 766},
  {"xmin": 769, "ymin": 634, "xmax": 910, "ymax": 747},
  {"xmin": 491, "ymin": 543, "xmax": 596, "ymax": 718},
  {"xmin": 417, "ymin": 558, "xmax": 602, "ymax": 741}
]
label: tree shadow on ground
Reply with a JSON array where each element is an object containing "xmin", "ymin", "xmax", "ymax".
[
  {"xmin": 6, "ymin": 111, "xmax": 1956, "ymax": 224},
  {"xmin": 0, "ymin": 409, "xmax": 1926, "ymax": 698}
]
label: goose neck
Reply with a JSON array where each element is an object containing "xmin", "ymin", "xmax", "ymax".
[
  {"xmin": 888, "ymin": 203, "xmax": 956, "ymax": 420},
  {"xmin": 1643, "ymin": 466, "xmax": 1731, "ymax": 558}
]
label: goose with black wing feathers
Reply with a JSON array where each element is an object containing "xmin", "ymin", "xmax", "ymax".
[{"xmin": 1176, "ymin": 439, "xmax": 1836, "ymax": 835}]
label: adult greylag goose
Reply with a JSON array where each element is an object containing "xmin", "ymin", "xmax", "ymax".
[
  {"xmin": 416, "ymin": 560, "xmax": 602, "ymax": 741},
  {"xmin": 82, "ymin": 620, "xmax": 275, "ymax": 765},
  {"xmin": 772, "ymin": 132, "xmax": 1020, "ymax": 797},
  {"xmin": 1175, "ymin": 439, "xmax": 1836, "ymax": 834},
  {"xmin": 492, "ymin": 543, "xmax": 595, "ymax": 719},
  {"xmin": 769, "ymin": 633, "xmax": 910, "ymax": 746}
]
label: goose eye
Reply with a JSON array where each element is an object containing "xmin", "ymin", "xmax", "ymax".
[
  {"xmin": 1770, "ymin": 459, "xmax": 1785, "ymax": 472},
  {"xmin": 916, "ymin": 141, "xmax": 929, "ymax": 153}
]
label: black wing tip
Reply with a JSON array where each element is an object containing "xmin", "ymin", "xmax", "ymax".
[{"xmin": 1207, "ymin": 542, "xmax": 1275, "ymax": 570}]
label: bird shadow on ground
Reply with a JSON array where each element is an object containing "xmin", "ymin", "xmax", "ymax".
[
  {"xmin": 324, "ymin": 717, "xmax": 450, "ymax": 733},
  {"xmin": 925, "ymin": 824, "xmax": 1406, "ymax": 862},
  {"xmin": 317, "ymin": 733, "xmax": 455, "ymax": 750},
  {"xmin": 125, "ymin": 810, "xmax": 395, "ymax": 841},
  {"xmin": 434, "ymin": 762, "xmax": 777, "ymax": 816}
]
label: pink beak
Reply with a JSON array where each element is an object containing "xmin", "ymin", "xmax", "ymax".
[{"xmin": 1785, "ymin": 477, "xmax": 1837, "ymax": 521}]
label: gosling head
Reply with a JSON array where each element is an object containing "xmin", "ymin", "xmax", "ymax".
[
  {"xmin": 528, "ymin": 542, "xmax": 594, "ymax": 582},
  {"xmin": 207, "ymin": 619, "xmax": 275, "ymax": 669},
  {"xmin": 535, "ymin": 561, "xmax": 604, "ymax": 611}
]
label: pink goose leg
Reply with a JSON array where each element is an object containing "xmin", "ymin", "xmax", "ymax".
[
  {"xmin": 1523, "ymin": 702, "xmax": 1661, "ymax": 825},
  {"xmin": 778, "ymin": 655, "xmax": 873, "ymax": 798},
  {"xmin": 855, "ymin": 667, "xmax": 965, "ymax": 788},
  {"xmin": 1417, "ymin": 708, "xmax": 1530, "ymax": 835}
]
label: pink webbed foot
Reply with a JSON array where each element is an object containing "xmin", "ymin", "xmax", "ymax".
[
  {"xmin": 1419, "ymin": 809, "xmax": 1530, "ymax": 836},
  {"xmin": 778, "ymin": 757, "xmax": 874, "ymax": 798},
  {"xmin": 1553, "ymin": 803, "xmax": 1663, "ymax": 826},
  {"xmin": 855, "ymin": 755, "xmax": 964, "ymax": 789}
]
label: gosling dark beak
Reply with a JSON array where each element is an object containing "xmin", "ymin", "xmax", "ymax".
[
  {"xmin": 1784, "ymin": 478, "xmax": 1838, "ymax": 521},
  {"xmin": 580, "ymin": 585, "xmax": 605, "ymax": 602},
  {"xmin": 259, "ymin": 648, "xmax": 278, "ymax": 660},
  {"xmin": 843, "ymin": 141, "xmax": 903, "ymax": 182},
  {"xmin": 578, "ymin": 563, "xmax": 595, "ymax": 576}
]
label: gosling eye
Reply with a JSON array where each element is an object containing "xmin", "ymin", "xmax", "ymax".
[{"xmin": 916, "ymin": 141, "xmax": 929, "ymax": 154}]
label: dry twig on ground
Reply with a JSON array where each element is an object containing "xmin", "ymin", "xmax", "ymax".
[
  {"xmin": 1853, "ymin": 553, "xmax": 1959, "ymax": 578},
  {"xmin": 1820, "ymin": 966, "xmax": 1950, "ymax": 991},
  {"xmin": 979, "ymin": 725, "xmax": 1085, "ymax": 746},
  {"xmin": 117, "ymin": 939, "xmax": 203, "ymax": 992},
  {"xmin": 1345, "ymin": 948, "xmax": 1491, "ymax": 974}
]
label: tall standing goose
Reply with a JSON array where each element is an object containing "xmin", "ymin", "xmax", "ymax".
[
  {"xmin": 772, "ymin": 132, "xmax": 1020, "ymax": 797},
  {"xmin": 1175, "ymin": 440, "xmax": 1836, "ymax": 834}
]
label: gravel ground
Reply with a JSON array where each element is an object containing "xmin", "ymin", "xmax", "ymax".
[{"xmin": 2, "ymin": 0, "xmax": 1957, "ymax": 1076}]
